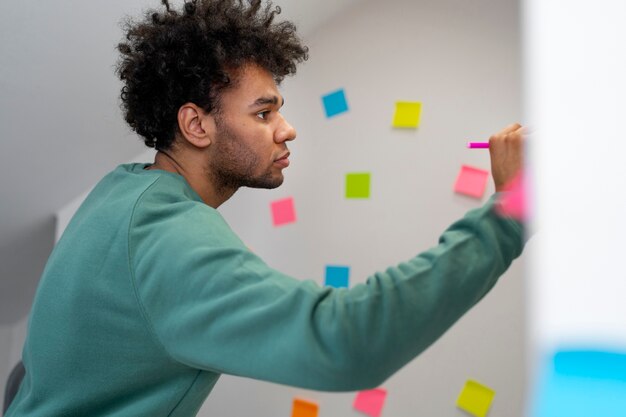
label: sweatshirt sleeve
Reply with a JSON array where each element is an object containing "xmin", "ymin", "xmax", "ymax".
[{"xmin": 128, "ymin": 187, "xmax": 524, "ymax": 391}]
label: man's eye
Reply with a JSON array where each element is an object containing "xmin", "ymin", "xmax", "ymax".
[{"xmin": 257, "ymin": 111, "xmax": 270, "ymax": 120}]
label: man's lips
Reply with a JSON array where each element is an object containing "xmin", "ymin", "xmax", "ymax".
[{"xmin": 274, "ymin": 151, "xmax": 290, "ymax": 167}]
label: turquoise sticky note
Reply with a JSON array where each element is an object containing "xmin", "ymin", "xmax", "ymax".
[
  {"xmin": 322, "ymin": 89, "xmax": 349, "ymax": 118},
  {"xmin": 532, "ymin": 349, "xmax": 626, "ymax": 417},
  {"xmin": 346, "ymin": 173, "xmax": 371, "ymax": 199},
  {"xmin": 325, "ymin": 266, "xmax": 350, "ymax": 288}
]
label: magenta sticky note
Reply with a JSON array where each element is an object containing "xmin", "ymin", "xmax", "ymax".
[
  {"xmin": 353, "ymin": 388, "xmax": 387, "ymax": 417},
  {"xmin": 454, "ymin": 165, "xmax": 490, "ymax": 199},
  {"xmin": 271, "ymin": 197, "xmax": 296, "ymax": 226}
]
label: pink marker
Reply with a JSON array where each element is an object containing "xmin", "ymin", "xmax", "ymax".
[{"xmin": 467, "ymin": 141, "xmax": 490, "ymax": 149}]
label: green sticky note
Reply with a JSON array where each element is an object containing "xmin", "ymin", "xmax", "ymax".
[
  {"xmin": 456, "ymin": 380, "xmax": 495, "ymax": 417},
  {"xmin": 345, "ymin": 173, "xmax": 371, "ymax": 199},
  {"xmin": 392, "ymin": 101, "xmax": 422, "ymax": 128}
]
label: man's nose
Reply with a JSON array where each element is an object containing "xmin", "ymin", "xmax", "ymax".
[{"xmin": 275, "ymin": 114, "xmax": 297, "ymax": 143}]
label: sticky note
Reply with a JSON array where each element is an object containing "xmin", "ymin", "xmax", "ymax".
[
  {"xmin": 456, "ymin": 379, "xmax": 495, "ymax": 417},
  {"xmin": 291, "ymin": 398, "xmax": 319, "ymax": 417},
  {"xmin": 531, "ymin": 349, "xmax": 626, "ymax": 417},
  {"xmin": 454, "ymin": 165, "xmax": 489, "ymax": 199},
  {"xmin": 353, "ymin": 388, "xmax": 387, "ymax": 417},
  {"xmin": 322, "ymin": 88, "xmax": 349, "ymax": 118},
  {"xmin": 392, "ymin": 101, "xmax": 422, "ymax": 128},
  {"xmin": 325, "ymin": 265, "xmax": 350, "ymax": 288},
  {"xmin": 346, "ymin": 173, "xmax": 371, "ymax": 199},
  {"xmin": 270, "ymin": 197, "xmax": 296, "ymax": 226}
]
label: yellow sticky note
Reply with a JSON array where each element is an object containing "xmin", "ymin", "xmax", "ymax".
[
  {"xmin": 291, "ymin": 398, "xmax": 319, "ymax": 417},
  {"xmin": 456, "ymin": 379, "xmax": 495, "ymax": 417},
  {"xmin": 392, "ymin": 101, "xmax": 422, "ymax": 128}
]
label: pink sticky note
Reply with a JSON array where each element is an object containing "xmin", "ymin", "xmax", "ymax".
[
  {"xmin": 496, "ymin": 171, "xmax": 529, "ymax": 221},
  {"xmin": 271, "ymin": 197, "xmax": 296, "ymax": 226},
  {"xmin": 454, "ymin": 165, "xmax": 490, "ymax": 199},
  {"xmin": 353, "ymin": 388, "xmax": 387, "ymax": 417}
]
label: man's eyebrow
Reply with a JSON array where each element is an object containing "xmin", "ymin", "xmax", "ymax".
[{"xmin": 249, "ymin": 96, "xmax": 285, "ymax": 108}]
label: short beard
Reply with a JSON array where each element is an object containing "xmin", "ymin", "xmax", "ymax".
[{"xmin": 208, "ymin": 117, "xmax": 283, "ymax": 195}]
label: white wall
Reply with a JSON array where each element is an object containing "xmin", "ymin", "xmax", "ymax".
[{"xmin": 50, "ymin": 0, "xmax": 526, "ymax": 416}]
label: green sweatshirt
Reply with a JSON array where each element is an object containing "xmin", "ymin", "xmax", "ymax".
[{"xmin": 7, "ymin": 163, "xmax": 524, "ymax": 417}]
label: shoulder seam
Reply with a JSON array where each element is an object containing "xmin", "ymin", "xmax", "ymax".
[{"xmin": 126, "ymin": 175, "xmax": 180, "ymax": 362}]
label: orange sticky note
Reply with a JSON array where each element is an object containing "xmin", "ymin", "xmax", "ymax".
[
  {"xmin": 291, "ymin": 398, "xmax": 319, "ymax": 417},
  {"xmin": 270, "ymin": 197, "xmax": 296, "ymax": 226},
  {"xmin": 454, "ymin": 165, "xmax": 489, "ymax": 199},
  {"xmin": 353, "ymin": 388, "xmax": 387, "ymax": 417},
  {"xmin": 456, "ymin": 379, "xmax": 495, "ymax": 417}
]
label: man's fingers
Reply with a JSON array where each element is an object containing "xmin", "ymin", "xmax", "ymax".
[
  {"xmin": 490, "ymin": 123, "xmax": 523, "ymax": 144},
  {"xmin": 505, "ymin": 122, "xmax": 522, "ymax": 133},
  {"xmin": 497, "ymin": 122, "xmax": 522, "ymax": 136},
  {"xmin": 487, "ymin": 122, "xmax": 525, "ymax": 192}
]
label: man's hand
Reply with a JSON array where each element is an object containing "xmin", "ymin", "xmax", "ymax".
[{"xmin": 489, "ymin": 123, "xmax": 525, "ymax": 192}]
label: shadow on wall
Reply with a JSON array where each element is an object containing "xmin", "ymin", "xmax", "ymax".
[
  {"xmin": 0, "ymin": 217, "xmax": 56, "ymax": 326},
  {"xmin": 3, "ymin": 361, "xmax": 25, "ymax": 415}
]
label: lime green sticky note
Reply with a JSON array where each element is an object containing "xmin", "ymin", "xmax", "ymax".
[
  {"xmin": 345, "ymin": 173, "xmax": 371, "ymax": 199},
  {"xmin": 456, "ymin": 379, "xmax": 495, "ymax": 417},
  {"xmin": 392, "ymin": 101, "xmax": 422, "ymax": 128}
]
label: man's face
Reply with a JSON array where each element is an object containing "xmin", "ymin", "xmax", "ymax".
[{"xmin": 207, "ymin": 64, "xmax": 296, "ymax": 191}]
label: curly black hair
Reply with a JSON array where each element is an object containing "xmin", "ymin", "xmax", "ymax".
[{"xmin": 116, "ymin": 0, "xmax": 308, "ymax": 149}]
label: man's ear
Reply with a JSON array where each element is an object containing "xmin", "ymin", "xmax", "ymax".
[{"xmin": 177, "ymin": 103, "xmax": 216, "ymax": 149}]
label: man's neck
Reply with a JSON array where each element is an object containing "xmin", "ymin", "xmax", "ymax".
[{"xmin": 148, "ymin": 150, "xmax": 236, "ymax": 208}]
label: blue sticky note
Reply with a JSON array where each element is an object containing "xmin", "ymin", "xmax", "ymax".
[
  {"xmin": 325, "ymin": 265, "xmax": 350, "ymax": 288},
  {"xmin": 322, "ymin": 89, "xmax": 349, "ymax": 118},
  {"xmin": 532, "ymin": 349, "xmax": 626, "ymax": 417}
]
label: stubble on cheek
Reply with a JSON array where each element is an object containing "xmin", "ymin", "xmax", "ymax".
[{"xmin": 209, "ymin": 123, "xmax": 283, "ymax": 191}]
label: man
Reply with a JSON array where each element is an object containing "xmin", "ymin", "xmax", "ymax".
[{"xmin": 6, "ymin": 0, "xmax": 525, "ymax": 416}]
